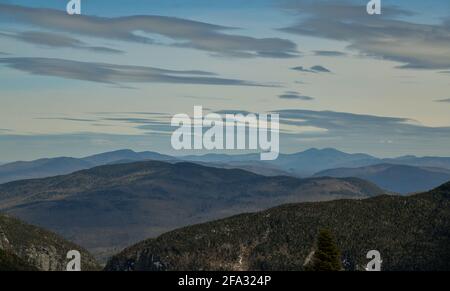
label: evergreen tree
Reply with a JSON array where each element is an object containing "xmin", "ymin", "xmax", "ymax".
[{"xmin": 309, "ymin": 229, "xmax": 342, "ymax": 271}]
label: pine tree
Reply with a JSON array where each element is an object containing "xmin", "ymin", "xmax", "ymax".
[{"xmin": 309, "ymin": 229, "xmax": 342, "ymax": 271}]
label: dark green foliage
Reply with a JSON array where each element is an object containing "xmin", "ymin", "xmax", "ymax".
[
  {"xmin": 310, "ymin": 229, "xmax": 342, "ymax": 271},
  {"xmin": 106, "ymin": 182, "xmax": 450, "ymax": 271},
  {"xmin": 0, "ymin": 248, "xmax": 38, "ymax": 271},
  {"xmin": 0, "ymin": 214, "xmax": 100, "ymax": 271}
]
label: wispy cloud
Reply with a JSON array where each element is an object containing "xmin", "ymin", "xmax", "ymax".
[
  {"xmin": 4, "ymin": 108, "xmax": 450, "ymax": 159},
  {"xmin": 435, "ymin": 98, "xmax": 450, "ymax": 103},
  {"xmin": 0, "ymin": 30, "xmax": 124, "ymax": 54},
  {"xmin": 270, "ymin": 108, "xmax": 450, "ymax": 156},
  {"xmin": 313, "ymin": 50, "xmax": 347, "ymax": 57},
  {"xmin": 102, "ymin": 117, "xmax": 170, "ymax": 125},
  {"xmin": 291, "ymin": 65, "xmax": 331, "ymax": 73},
  {"xmin": 90, "ymin": 111, "xmax": 168, "ymax": 116},
  {"xmin": 310, "ymin": 65, "xmax": 331, "ymax": 73},
  {"xmin": 0, "ymin": 57, "xmax": 270, "ymax": 86},
  {"xmin": 0, "ymin": 3, "xmax": 299, "ymax": 58},
  {"xmin": 214, "ymin": 110, "xmax": 255, "ymax": 115},
  {"xmin": 278, "ymin": 91, "xmax": 314, "ymax": 100},
  {"xmin": 273, "ymin": 109, "xmax": 450, "ymax": 137},
  {"xmin": 35, "ymin": 117, "xmax": 98, "ymax": 122},
  {"xmin": 49, "ymin": 109, "xmax": 449, "ymax": 142},
  {"xmin": 280, "ymin": 1, "xmax": 450, "ymax": 69}
]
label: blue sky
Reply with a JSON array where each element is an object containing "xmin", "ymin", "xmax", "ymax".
[{"xmin": 0, "ymin": 0, "xmax": 450, "ymax": 161}]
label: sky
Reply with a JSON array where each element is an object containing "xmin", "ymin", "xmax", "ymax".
[{"xmin": 0, "ymin": 0, "xmax": 450, "ymax": 161}]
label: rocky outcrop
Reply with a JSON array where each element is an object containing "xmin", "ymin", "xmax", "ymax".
[{"xmin": 0, "ymin": 214, "xmax": 99, "ymax": 271}]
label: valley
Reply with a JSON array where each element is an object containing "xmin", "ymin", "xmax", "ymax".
[
  {"xmin": 106, "ymin": 182, "xmax": 450, "ymax": 271},
  {"xmin": 0, "ymin": 160, "xmax": 382, "ymax": 260}
]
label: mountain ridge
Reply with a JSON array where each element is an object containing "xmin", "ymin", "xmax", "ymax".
[
  {"xmin": 105, "ymin": 182, "xmax": 450, "ymax": 271},
  {"xmin": 3, "ymin": 148, "xmax": 450, "ymax": 184},
  {"xmin": 0, "ymin": 160, "xmax": 383, "ymax": 259},
  {"xmin": 0, "ymin": 149, "xmax": 176, "ymax": 184},
  {"xmin": 314, "ymin": 163, "xmax": 450, "ymax": 194}
]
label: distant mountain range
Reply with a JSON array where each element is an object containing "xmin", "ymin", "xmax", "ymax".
[
  {"xmin": 0, "ymin": 160, "xmax": 383, "ymax": 259},
  {"xmin": 1, "ymin": 148, "xmax": 450, "ymax": 194},
  {"xmin": 314, "ymin": 164, "xmax": 450, "ymax": 194},
  {"xmin": 184, "ymin": 148, "xmax": 450, "ymax": 177},
  {"xmin": 0, "ymin": 213, "xmax": 99, "ymax": 271},
  {"xmin": 182, "ymin": 148, "xmax": 378, "ymax": 176},
  {"xmin": 0, "ymin": 149, "xmax": 175, "ymax": 184},
  {"xmin": 105, "ymin": 182, "xmax": 450, "ymax": 271}
]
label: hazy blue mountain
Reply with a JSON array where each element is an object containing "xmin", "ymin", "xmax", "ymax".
[
  {"xmin": 82, "ymin": 149, "xmax": 175, "ymax": 165},
  {"xmin": 270, "ymin": 148, "xmax": 378, "ymax": 176},
  {"xmin": 0, "ymin": 148, "xmax": 377, "ymax": 183},
  {"xmin": 0, "ymin": 157, "xmax": 93, "ymax": 184},
  {"xmin": 0, "ymin": 160, "xmax": 383, "ymax": 259},
  {"xmin": 183, "ymin": 148, "xmax": 378, "ymax": 176},
  {"xmin": 182, "ymin": 149, "xmax": 450, "ymax": 177},
  {"xmin": 0, "ymin": 149, "xmax": 175, "ymax": 184},
  {"xmin": 314, "ymin": 164, "xmax": 450, "ymax": 194},
  {"xmin": 384, "ymin": 156, "xmax": 450, "ymax": 169},
  {"xmin": 105, "ymin": 182, "xmax": 450, "ymax": 271},
  {"xmin": 2, "ymin": 147, "xmax": 450, "ymax": 185},
  {"xmin": 182, "ymin": 153, "xmax": 259, "ymax": 163}
]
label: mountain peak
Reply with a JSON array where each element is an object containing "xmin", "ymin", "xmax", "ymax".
[{"xmin": 85, "ymin": 149, "xmax": 137, "ymax": 158}]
